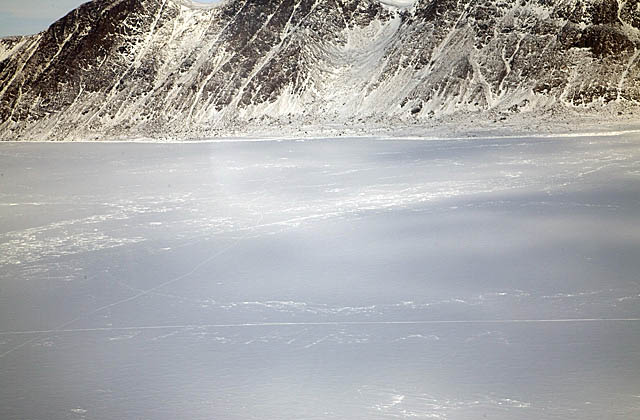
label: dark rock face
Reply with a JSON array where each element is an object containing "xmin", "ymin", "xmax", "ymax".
[{"xmin": 0, "ymin": 0, "xmax": 639, "ymax": 140}]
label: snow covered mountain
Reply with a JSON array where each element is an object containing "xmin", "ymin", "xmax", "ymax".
[{"xmin": 0, "ymin": 0, "xmax": 639, "ymax": 140}]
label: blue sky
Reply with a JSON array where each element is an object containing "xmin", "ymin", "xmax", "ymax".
[{"xmin": 0, "ymin": 0, "xmax": 219, "ymax": 38}]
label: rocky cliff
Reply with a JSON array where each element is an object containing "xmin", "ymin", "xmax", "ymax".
[{"xmin": 0, "ymin": 0, "xmax": 639, "ymax": 140}]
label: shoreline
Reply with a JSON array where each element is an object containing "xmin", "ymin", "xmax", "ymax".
[{"xmin": 2, "ymin": 105, "xmax": 640, "ymax": 143}]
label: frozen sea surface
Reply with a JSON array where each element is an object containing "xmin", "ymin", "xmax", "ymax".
[{"xmin": 1, "ymin": 135, "xmax": 639, "ymax": 419}]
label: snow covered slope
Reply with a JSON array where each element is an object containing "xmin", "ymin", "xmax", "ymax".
[{"xmin": 0, "ymin": 0, "xmax": 639, "ymax": 140}]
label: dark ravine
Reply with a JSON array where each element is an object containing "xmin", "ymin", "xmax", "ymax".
[{"xmin": 0, "ymin": 0, "xmax": 639, "ymax": 140}]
